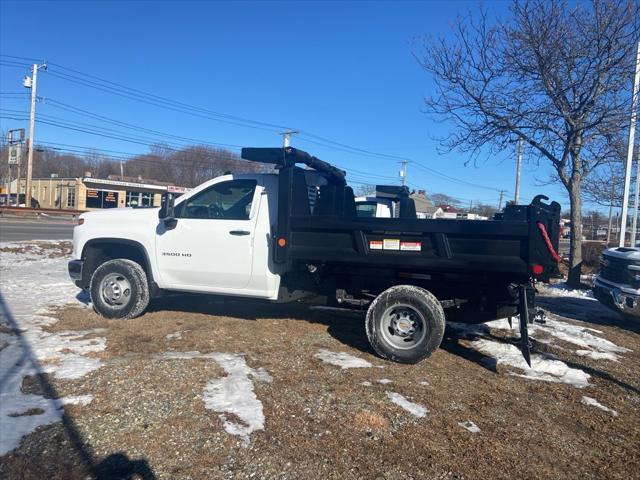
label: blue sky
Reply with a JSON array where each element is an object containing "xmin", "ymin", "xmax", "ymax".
[{"xmin": 0, "ymin": 0, "xmax": 573, "ymax": 209}]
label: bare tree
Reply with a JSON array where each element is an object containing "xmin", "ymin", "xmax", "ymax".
[
  {"xmin": 416, "ymin": 0, "xmax": 639, "ymax": 287},
  {"xmin": 429, "ymin": 193, "xmax": 463, "ymax": 209},
  {"xmin": 355, "ymin": 184, "xmax": 376, "ymax": 196}
]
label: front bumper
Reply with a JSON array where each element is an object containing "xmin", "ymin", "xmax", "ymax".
[
  {"xmin": 68, "ymin": 260, "xmax": 83, "ymax": 288},
  {"xmin": 593, "ymin": 277, "xmax": 640, "ymax": 318}
]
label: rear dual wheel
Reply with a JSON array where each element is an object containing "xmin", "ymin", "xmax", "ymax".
[{"xmin": 366, "ymin": 285, "xmax": 445, "ymax": 364}]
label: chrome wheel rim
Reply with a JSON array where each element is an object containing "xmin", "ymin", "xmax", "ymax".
[
  {"xmin": 380, "ymin": 304, "xmax": 427, "ymax": 349},
  {"xmin": 100, "ymin": 273, "xmax": 132, "ymax": 307}
]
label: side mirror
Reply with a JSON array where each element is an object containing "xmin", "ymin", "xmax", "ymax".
[
  {"xmin": 159, "ymin": 193, "xmax": 175, "ymax": 219},
  {"xmin": 159, "ymin": 193, "xmax": 178, "ymax": 229}
]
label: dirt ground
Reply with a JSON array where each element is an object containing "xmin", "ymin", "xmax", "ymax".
[{"xmin": 1, "ymin": 291, "xmax": 639, "ymax": 480}]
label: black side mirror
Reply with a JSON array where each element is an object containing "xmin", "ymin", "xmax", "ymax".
[{"xmin": 159, "ymin": 193, "xmax": 178, "ymax": 229}]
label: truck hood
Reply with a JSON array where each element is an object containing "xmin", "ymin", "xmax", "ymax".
[
  {"xmin": 602, "ymin": 247, "xmax": 640, "ymax": 262},
  {"xmin": 80, "ymin": 207, "xmax": 160, "ymax": 224}
]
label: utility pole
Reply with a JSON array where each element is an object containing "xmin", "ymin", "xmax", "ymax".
[
  {"xmin": 498, "ymin": 189, "xmax": 506, "ymax": 210},
  {"xmin": 514, "ymin": 136, "xmax": 523, "ymax": 204},
  {"xmin": 119, "ymin": 160, "xmax": 124, "ymax": 180},
  {"xmin": 619, "ymin": 41, "xmax": 640, "ymax": 247},
  {"xmin": 399, "ymin": 160, "xmax": 408, "ymax": 186},
  {"xmin": 23, "ymin": 62, "xmax": 47, "ymax": 208},
  {"xmin": 280, "ymin": 130, "xmax": 299, "ymax": 148}
]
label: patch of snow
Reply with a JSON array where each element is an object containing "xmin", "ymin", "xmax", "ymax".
[
  {"xmin": 165, "ymin": 331, "xmax": 183, "ymax": 340},
  {"xmin": 59, "ymin": 395, "xmax": 93, "ymax": 406},
  {"xmin": 419, "ymin": 381, "xmax": 430, "ymax": 386},
  {"xmin": 538, "ymin": 282, "xmax": 596, "ymax": 300},
  {"xmin": 377, "ymin": 378, "xmax": 393, "ymax": 384},
  {"xmin": 581, "ymin": 396, "xmax": 618, "ymax": 416},
  {"xmin": 458, "ymin": 420, "xmax": 480, "ymax": 433},
  {"xmin": 314, "ymin": 349, "xmax": 372, "ymax": 369},
  {"xmin": 204, "ymin": 353, "xmax": 269, "ymax": 445},
  {"xmin": 360, "ymin": 381, "xmax": 372, "ymax": 387},
  {"xmin": 386, "ymin": 391, "xmax": 427, "ymax": 418},
  {"xmin": 472, "ymin": 339, "xmax": 590, "ymax": 388},
  {"xmin": 575, "ymin": 350, "xmax": 619, "ymax": 361},
  {"xmin": 488, "ymin": 316, "xmax": 630, "ymax": 361},
  {"xmin": 156, "ymin": 350, "xmax": 270, "ymax": 444},
  {"xmin": 0, "ymin": 241, "xmax": 103, "ymax": 455}
]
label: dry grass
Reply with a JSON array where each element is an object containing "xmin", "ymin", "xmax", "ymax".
[{"xmin": 2, "ymin": 294, "xmax": 639, "ymax": 479}]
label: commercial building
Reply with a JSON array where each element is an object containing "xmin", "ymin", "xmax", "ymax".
[{"xmin": 9, "ymin": 174, "xmax": 186, "ymax": 210}]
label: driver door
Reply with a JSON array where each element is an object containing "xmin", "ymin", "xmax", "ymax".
[{"xmin": 155, "ymin": 178, "xmax": 259, "ymax": 291}]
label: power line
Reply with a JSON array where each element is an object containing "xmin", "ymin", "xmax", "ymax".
[{"xmin": 1, "ymin": 55, "xmax": 509, "ymax": 193}]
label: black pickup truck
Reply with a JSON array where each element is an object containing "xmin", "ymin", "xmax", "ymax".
[{"xmin": 70, "ymin": 147, "xmax": 561, "ymax": 365}]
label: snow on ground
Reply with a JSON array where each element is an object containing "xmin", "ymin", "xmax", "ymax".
[
  {"xmin": 314, "ymin": 349, "xmax": 373, "ymax": 369},
  {"xmin": 377, "ymin": 378, "xmax": 393, "ymax": 384},
  {"xmin": 471, "ymin": 339, "xmax": 590, "ymax": 387},
  {"xmin": 165, "ymin": 331, "xmax": 183, "ymax": 340},
  {"xmin": 458, "ymin": 420, "xmax": 481, "ymax": 433},
  {"xmin": 538, "ymin": 282, "xmax": 596, "ymax": 300},
  {"xmin": 581, "ymin": 396, "xmax": 618, "ymax": 416},
  {"xmin": 449, "ymin": 321, "xmax": 586, "ymax": 388},
  {"xmin": 447, "ymin": 306, "xmax": 630, "ymax": 388},
  {"xmin": 0, "ymin": 241, "xmax": 102, "ymax": 455},
  {"xmin": 486, "ymin": 317, "xmax": 630, "ymax": 362},
  {"xmin": 156, "ymin": 351, "xmax": 272, "ymax": 445},
  {"xmin": 386, "ymin": 391, "xmax": 428, "ymax": 418}
]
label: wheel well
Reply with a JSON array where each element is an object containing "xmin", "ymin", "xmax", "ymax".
[{"xmin": 81, "ymin": 240, "xmax": 151, "ymax": 289}]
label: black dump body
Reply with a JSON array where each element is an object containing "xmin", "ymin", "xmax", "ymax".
[{"xmin": 242, "ymin": 147, "xmax": 561, "ymax": 286}]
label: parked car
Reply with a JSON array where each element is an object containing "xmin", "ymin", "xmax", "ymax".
[
  {"xmin": 594, "ymin": 247, "xmax": 640, "ymax": 318},
  {"xmin": 0, "ymin": 193, "xmax": 41, "ymax": 208}
]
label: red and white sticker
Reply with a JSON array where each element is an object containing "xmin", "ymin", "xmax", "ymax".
[
  {"xmin": 369, "ymin": 240, "xmax": 383, "ymax": 250},
  {"xmin": 400, "ymin": 241, "xmax": 422, "ymax": 252}
]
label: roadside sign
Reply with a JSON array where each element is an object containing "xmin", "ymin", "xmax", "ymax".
[{"xmin": 8, "ymin": 144, "xmax": 22, "ymax": 165}]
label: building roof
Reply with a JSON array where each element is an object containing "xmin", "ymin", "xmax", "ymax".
[{"xmin": 410, "ymin": 192, "xmax": 435, "ymax": 214}]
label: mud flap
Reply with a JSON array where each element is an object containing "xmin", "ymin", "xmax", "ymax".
[{"xmin": 518, "ymin": 284, "xmax": 532, "ymax": 367}]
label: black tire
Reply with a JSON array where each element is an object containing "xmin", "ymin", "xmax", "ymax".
[
  {"xmin": 365, "ymin": 285, "xmax": 445, "ymax": 364},
  {"xmin": 90, "ymin": 259, "xmax": 150, "ymax": 319}
]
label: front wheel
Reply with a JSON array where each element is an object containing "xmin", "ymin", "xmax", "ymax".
[
  {"xmin": 90, "ymin": 259, "xmax": 150, "ymax": 319},
  {"xmin": 365, "ymin": 285, "xmax": 445, "ymax": 364}
]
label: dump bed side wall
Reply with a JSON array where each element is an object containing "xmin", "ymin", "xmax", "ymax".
[{"xmin": 287, "ymin": 216, "xmax": 531, "ymax": 280}]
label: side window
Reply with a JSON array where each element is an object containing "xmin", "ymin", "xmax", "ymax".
[
  {"xmin": 356, "ymin": 202, "xmax": 378, "ymax": 218},
  {"xmin": 177, "ymin": 179, "xmax": 257, "ymax": 220}
]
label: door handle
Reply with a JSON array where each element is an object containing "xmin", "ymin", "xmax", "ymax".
[{"xmin": 229, "ymin": 230, "xmax": 251, "ymax": 236}]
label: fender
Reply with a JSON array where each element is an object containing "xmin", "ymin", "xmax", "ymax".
[{"xmin": 81, "ymin": 237, "xmax": 160, "ymax": 296}]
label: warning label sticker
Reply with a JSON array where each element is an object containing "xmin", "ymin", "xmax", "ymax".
[
  {"xmin": 369, "ymin": 240, "xmax": 383, "ymax": 250},
  {"xmin": 383, "ymin": 239, "xmax": 401, "ymax": 250},
  {"xmin": 400, "ymin": 241, "xmax": 422, "ymax": 252}
]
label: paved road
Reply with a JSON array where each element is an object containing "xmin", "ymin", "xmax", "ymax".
[{"xmin": 0, "ymin": 218, "xmax": 75, "ymax": 242}]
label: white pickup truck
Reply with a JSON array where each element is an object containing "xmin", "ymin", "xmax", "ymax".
[{"xmin": 69, "ymin": 147, "xmax": 561, "ymax": 364}]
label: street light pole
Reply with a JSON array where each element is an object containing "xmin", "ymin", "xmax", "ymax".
[
  {"xmin": 632, "ymin": 151, "xmax": 640, "ymax": 247},
  {"xmin": 619, "ymin": 41, "xmax": 640, "ymax": 247},
  {"xmin": 514, "ymin": 136, "xmax": 523, "ymax": 204}
]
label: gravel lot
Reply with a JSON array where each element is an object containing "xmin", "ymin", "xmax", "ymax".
[{"xmin": 1, "ymin": 243, "xmax": 639, "ymax": 479}]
